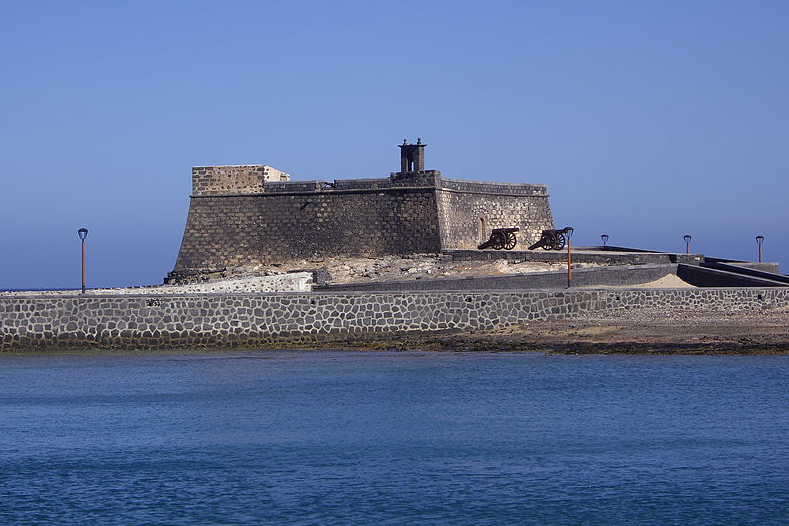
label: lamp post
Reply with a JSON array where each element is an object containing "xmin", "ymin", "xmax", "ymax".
[
  {"xmin": 683, "ymin": 234, "xmax": 692, "ymax": 255},
  {"xmin": 601, "ymin": 234, "xmax": 609, "ymax": 248},
  {"xmin": 756, "ymin": 235, "xmax": 764, "ymax": 263},
  {"xmin": 77, "ymin": 228, "xmax": 88, "ymax": 294},
  {"xmin": 565, "ymin": 226, "xmax": 574, "ymax": 288}
]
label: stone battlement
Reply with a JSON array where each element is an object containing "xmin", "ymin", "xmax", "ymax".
[{"xmin": 189, "ymin": 172, "xmax": 550, "ymax": 197}]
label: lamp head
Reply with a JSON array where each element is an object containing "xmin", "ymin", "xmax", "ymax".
[
  {"xmin": 601, "ymin": 234, "xmax": 609, "ymax": 246},
  {"xmin": 756, "ymin": 235, "xmax": 764, "ymax": 245},
  {"xmin": 565, "ymin": 227, "xmax": 574, "ymax": 239},
  {"xmin": 77, "ymin": 228, "xmax": 88, "ymax": 241},
  {"xmin": 683, "ymin": 234, "xmax": 692, "ymax": 244}
]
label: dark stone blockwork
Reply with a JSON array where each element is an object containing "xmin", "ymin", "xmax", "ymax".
[{"xmin": 169, "ymin": 141, "xmax": 554, "ymax": 282}]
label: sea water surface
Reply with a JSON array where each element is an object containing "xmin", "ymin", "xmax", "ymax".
[{"xmin": 1, "ymin": 350, "xmax": 788, "ymax": 525}]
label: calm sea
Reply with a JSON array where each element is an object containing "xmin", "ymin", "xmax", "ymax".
[{"xmin": 1, "ymin": 350, "xmax": 788, "ymax": 525}]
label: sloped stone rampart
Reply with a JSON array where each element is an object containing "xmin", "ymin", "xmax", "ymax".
[
  {"xmin": 172, "ymin": 188, "xmax": 443, "ymax": 277},
  {"xmin": 171, "ymin": 171, "xmax": 555, "ymax": 281},
  {"xmin": 2, "ymin": 288, "xmax": 788, "ymax": 351}
]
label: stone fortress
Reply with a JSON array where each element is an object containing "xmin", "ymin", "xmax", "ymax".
[
  {"xmin": 169, "ymin": 140, "xmax": 555, "ymax": 282},
  {"xmin": 4, "ymin": 139, "xmax": 789, "ymax": 351}
]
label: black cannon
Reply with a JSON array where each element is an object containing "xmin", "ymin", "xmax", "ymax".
[
  {"xmin": 528, "ymin": 228, "xmax": 572, "ymax": 251},
  {"xmin": 478, "ymin": 227, "xmax": 519, "ymax": 250}
]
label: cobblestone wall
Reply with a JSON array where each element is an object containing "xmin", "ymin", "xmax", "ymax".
[{"xmin": 2, "ymin": 288, "xmax": 787, "ymax": 351}]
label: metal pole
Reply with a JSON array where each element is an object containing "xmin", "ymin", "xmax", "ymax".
[
  {"xmin": 759, "ymin": 244, "xmax": 762, "ymax": 263},
  {"xmin": 81, "ymin": 239, "xmax": 86, "ymax": 294},
  {"xmin": 567, "ymin": 237, "xmax": 572, "ymax": 288}
]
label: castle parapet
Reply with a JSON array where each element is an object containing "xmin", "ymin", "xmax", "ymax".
[
  {"xmin": 333, "ymin": 178, "xmax": 392, "ymax": 190},
  {"xmin": 389, "ymin": 170, "xmax": 442, "ymax": 187},
  {"xmin": 260, "ymin": 174, "xmax": 445, "ymax": 193},
  {"xmin": 263, "ymin": 180, "xmax": 326, "ymax": 193},
  {"xmin": 192, "ymin": 165, "xmax": 289, "ymax": 196},
  {"xmin": 440, "ymin": 178, "xmax": 548, "ymax": 196}
]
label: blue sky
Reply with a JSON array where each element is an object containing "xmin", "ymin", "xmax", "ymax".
[{"xmin": 1, "ymin": 1, "xmax": 787, "ymax": 289}]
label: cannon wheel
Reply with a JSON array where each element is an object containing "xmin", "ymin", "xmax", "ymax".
[
  {"xmin": 491, "ymin": 231, "xmax": 506, "ymax": 250},
  {"xmin": 554, "ymin": 233, "xmax": 566, "ymax": 250},
  {"xmin": 541, "ymin": 233, "xmax": 556, "ymax": 250},
  {"xmin": 504, "ymin": 231, "xmax": 517, "ymax": 250}
]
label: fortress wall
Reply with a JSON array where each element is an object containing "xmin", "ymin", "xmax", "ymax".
[
  {"xmin": 171, "ymin": 187, "xmax": 442, "ymax": 280},
  {"xmin": 436, "ymin": 180, "xmax": 554, "ymax": 250},
  {"xmin": 173, "ymin": 195, "xmax": 262, "ymax": 274},
  {"xmin": 3, "ymin": 288, "xmax": 787, "ymax": 351},
  {"xmin": 172, "ymin": 161, "xmax": 556, "ymax": 280},
  {"xmin": 192, "ymin": 165, "xmax": 289, "ymax": 196}
]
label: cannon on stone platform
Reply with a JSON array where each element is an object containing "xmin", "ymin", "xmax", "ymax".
[
  {"xmin": 528, "ymin": 228, "xmax": 572, "ymax": 251},
  {"xmin": 478, "ymin": 227, "xmax": 519, "ymax": 250}
]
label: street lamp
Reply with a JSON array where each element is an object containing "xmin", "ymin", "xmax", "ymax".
[
  {"xmin": 565, "ymin": 226, "xmax": 574, "ymax": 288},
  {"xmin": 683, "ymin": 234, "xmax": 692, "ymax": 255},
  {"xmin": 601, "ymin": 234, "xmax": 609, "ymax": 248},
  {"xmin": 756, "ymin": 235, "xmax": 764, "ymax": 263},
  {"xmin": 77, "ymin": 228, "xmax": 88, "ymax": 294}
]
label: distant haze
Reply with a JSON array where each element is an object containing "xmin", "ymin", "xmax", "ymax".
[{"xmin": 1, "ymin": 1, "xmax": 786, "ymax": 289}]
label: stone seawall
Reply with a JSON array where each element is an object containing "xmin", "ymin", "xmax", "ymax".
[{"xmin": 2, "ymin": 288, "xmax": 788, "ymax": 351}]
